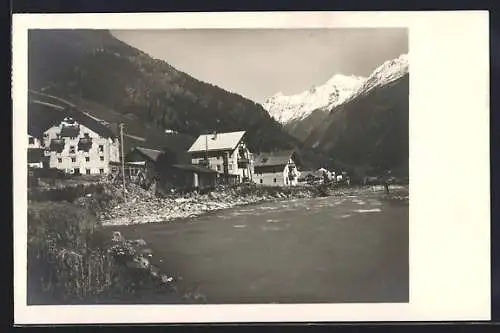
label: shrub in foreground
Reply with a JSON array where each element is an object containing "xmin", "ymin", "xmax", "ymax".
[
  {"xmin": 27, "ymin": 201, "xmax": 180, "ymax": 304},
  {"xmin": 27, "ymin": 202, "xmax": 115, "ymax": 304}
]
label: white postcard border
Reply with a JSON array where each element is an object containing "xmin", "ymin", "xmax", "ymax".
[{"xmin": 12, "ymin": 11, "xmax": 491, "ymax": 324}]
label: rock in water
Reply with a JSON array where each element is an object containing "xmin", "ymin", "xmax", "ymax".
[
  {"xmin": 112, "ymin": 231, "xmax": 124, "ymax": 242},
  {"xmin": 126, "ymin": 256, "xmax": 150, "ymax": 269},
  {"xmin": 132, "ymin": 239, "xmax": 147, "ymax": 247}
]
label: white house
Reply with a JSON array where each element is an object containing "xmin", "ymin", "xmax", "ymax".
[
  {"xmin": 43, "ymin": 116, "xmax": 120, "ymax": 175},
  {"xmin": 253, "ymin": 150, "xmax": 301, "ymax": 186},
  {"xmin": 28, "ymin": 97, "xmax": 122, "ymax": 176},
  {"xmin": 188, "ymin": 130, "xmax": 253, "ymax": 183}
]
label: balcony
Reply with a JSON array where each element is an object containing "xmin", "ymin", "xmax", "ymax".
[
  {"xmin": 78, "ymin": 137, "xmax": 93, "ymax": 152},
  {"xmin": 237, "ymin": 157, "xmax": 250, "ymax": 169},
  {"xmin": 60, "ymin": 125, "xmax": 80, "ymax": 138},
  {"xmin": 49, "ymin": 138, "xmax": 65, "ymax": 153},
  {"xmin": 198, "ymin": 159, "xmax": 210, "ymax": 169}
]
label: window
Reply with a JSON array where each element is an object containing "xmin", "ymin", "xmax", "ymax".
[
  {"xmin": 69, "ymin": 146, "xmax": 75, "ymax": 154},
  {"xmin": 217, "ymin": 156, "xmax": 221, "ymax": 160},
  {"xmin": 57, "ymin": 158, "xmax": 62, "ymax": 163},
  {"xmin": 71, "ymin": 157, "xmax": 76, "ymax": 163},
  {"xmin": 84, "ymin": 133, "xmax": 90, "ymax": 138},
  {"xmin": 273, "ymin": 178, "xmax": 277, "ymax": 183},
  {"xmin": 216, "ymin": 165, "xmax": 221, "ymax": 171},
  {"xmin": 86, "ymin": 169, "xmax": 91, "ymax": 175},
  {"xmin": 99, "ymin": 168, "xmax": 104, "ymax": 174},
  {"xmin": 98, "ymin": 145, "xmax": 104, "ymax": 153},
  {"xmin": 228, "ymin": 164, "xmax": 233, "ymax": 170},
  {"xmin": 28, "ymin": 137, "xmax": 34, "ymax": 145},
  {"xmin": 85, "ymin": 157, "xmax": 90, "ymax": 162},
  {"xmin": 100, "ymin": 156, "xmax": 104, "ymax": 161},
  {"xmin": 260, "ymin": 179, "xmax": 263, "ymax": 184}
]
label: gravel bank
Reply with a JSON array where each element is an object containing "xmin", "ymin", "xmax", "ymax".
[{"xmin": 99, "ymin": 184, "xmax": 319, "ymax": 226}]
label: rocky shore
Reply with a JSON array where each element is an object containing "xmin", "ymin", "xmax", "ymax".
[
  {"xmin": 85, "ymin": 182, "xmax": 409, "ymax": 227},
  {"xmin": 99, "ymin": 184, "xmax": 320, "ymax": 226}
]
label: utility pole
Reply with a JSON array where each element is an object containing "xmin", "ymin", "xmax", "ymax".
[
  {"xmin": 120, "ymin": 123, "xmax": 126, "ymax": 201},
  {"xmin": 204, "ymin": 132, "xmax": 208, "ymax": 168}
]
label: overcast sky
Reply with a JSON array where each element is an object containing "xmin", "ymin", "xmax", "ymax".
[{"xmin": 111, "ymin": 29, "xmax": 408, "ymax": 103}]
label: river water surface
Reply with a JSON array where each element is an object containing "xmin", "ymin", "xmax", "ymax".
[{"xmin": 108, "ymin": 193, "xmax": 409, "ymax": 304}]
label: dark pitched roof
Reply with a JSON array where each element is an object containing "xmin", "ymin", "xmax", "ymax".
[
  {"xmin": 172, "ymin": 164, "xmax": 219, "ymax": 174},
  {"xmin": 133, "ymin": 147, "xmax": 163, "ymax": 162},
  {"xmin": 73, "ymin": 111, "xmax": 117, "ymax": 139},
  {"xmin": 254, "ymin": 150, "xmax": 297, "ymax": 168},
  {"xmin": 28, "ymin": 99, "xmax": 117, "ymax": 139},
  {"xmin": 28, "ymin": 100, "xmax": 66, "ymax": 138}
]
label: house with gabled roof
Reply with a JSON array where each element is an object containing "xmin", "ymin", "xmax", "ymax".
[
  {"xmin": 115, "ymin": 146, "xmax": 164, "ymax": 183},
  {"xmin": 29, "ymin": 99, "xmax": 120, "ymax": 175},
  {"xmin": 121, "ymin": 146, "xmax": 219, "ymax": 191},
  {"xmin": 253, "ymin": 150, "xmax": 301, "ymax": 186},
  {"xmin": 187, "ymin": 130, "xmax": 253, "ymax": 184},
  {"xmin": 42, "ymin": 115, "xmax": 120, "ymax": 175}
]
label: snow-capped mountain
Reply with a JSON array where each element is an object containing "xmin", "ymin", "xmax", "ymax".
[
  {"xmin": 263, "ymin": 74, "xmax": 365, "ymax": 124},
  {"xmin": 263, "ymin": 53, "xmax": 409, "ymax": 124},
  {"xmin": 345, "ymin": 53, "xmax": 409, "ymax": 103}
]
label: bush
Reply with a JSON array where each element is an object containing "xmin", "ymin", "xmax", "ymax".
[
  {"xmin": 27, "ymin": 202, "xmax": 115, "ymax": 304},
  {"xmin": 27, "ymin": 201, "xmax": 178, "ymax": 304}
]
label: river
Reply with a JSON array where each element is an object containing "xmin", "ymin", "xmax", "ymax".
[{"xmin": 107, "ymin": 192, "xmax": 409, "ymax": 304}]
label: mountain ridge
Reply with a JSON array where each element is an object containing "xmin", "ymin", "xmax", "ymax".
[
  {"xmin": 263, "ymin": 74, "xmax": 366, "ymax": 124},
  {"xmin": 263, "ymin": 53, "xmax": 408, "ymax": 126},
  {"xmin": 304, "ymin": 73, "xmax": 409, "ymax": 176}
]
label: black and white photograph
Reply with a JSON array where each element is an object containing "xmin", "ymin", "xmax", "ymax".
[{"xmin": 13, "ymin": 11, "xmax": 490, "ymax": 324}]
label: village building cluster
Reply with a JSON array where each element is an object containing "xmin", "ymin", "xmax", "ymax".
[{"xmin": 28, "ymin": 99, "xmax": 345, "ymax": 190}]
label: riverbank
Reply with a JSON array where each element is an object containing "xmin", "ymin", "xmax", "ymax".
[
  {"xmin": 98, "ymin": 182, "xmax": 408, "ymax": 226},
  {"xmin": 99, "ymin": 184, "xmax": 321, "ymax": 226},
  {"xmin": 332, "ymin": 184, "xmax": 409, "ymax": 199}
]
